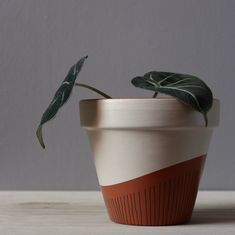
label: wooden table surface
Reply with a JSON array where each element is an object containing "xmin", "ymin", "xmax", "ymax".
[{"xmin": 0, "ymin": 191, "xmax": 234, "ymax": 235}]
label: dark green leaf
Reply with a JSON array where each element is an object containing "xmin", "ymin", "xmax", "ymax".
[
  {"xmin": 131, "ymin": 71, "xmax": 213, "ymax": 126},
  {"xmin": 36, "ymin": 56, "xmax": 88, "ymax": 148}
]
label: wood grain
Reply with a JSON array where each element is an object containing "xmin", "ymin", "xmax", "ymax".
[{"xmin": 0, "ymin": 191, "xmax": 234, "ymax": 235}]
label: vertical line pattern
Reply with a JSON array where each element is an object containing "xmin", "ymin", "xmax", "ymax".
[
  {"xmin": 153, "ymin": 185, "xmax": 156, "ymax": 225},
  {"xmin": 129, "ymin": 193, "xmax": 135, "ymax": 224},
  {"xmin": 149, "ymin": 186, "xmax": 152, "ymax": 225},
  {"xmin": 174, "ymin": 176, "xmax": 181, "ymax": 223},
  {"xmin": 113, "ymin": 198, "xmax": 120, "ymax": 222},
  {"xmin": 126, "ymin": 195, "xmax": 131, "ymax": 224},
  {"xmin": 122, "ymin": 195, "xmax": 127, "ymax": 224},
  {"xmin": 102, "ymin": 156, "xmax": 205, "ymax": 225},
  {"xmin": 165, "ymin": 180, "xmax": 170, "ymax": 225},
  {"xmin": 144, "ymin": 189, "xmax": 148, "ymax": 225},
  {"xmin": 169, "ymin": 179, "xmax": 174, "ymax": 225},
  {"xmin": 133, "ymin": 193, "xmax": 139, "ymax": 225},
  {"xmin": 138, "ymin": 191, "xmax": 143, "ymax": 225},
  {"xmin": 111, "ymin": 198, "xmax": 117, "ymax": 220},
  {"xmin": 166, "ymin": 179, "xmax": 172, "ymax": 225},
  {"xmin": 157, "ymin": 184, "xmax": 161, "ymax": 224},
  {"xmin": 180, "ymin": 172, "xmax": 187, "ymax": 220},
  {"xmin": 158, "ymin": 183, "xmax": 162, "ymax": 225},
  {"xmin": 130, "ymin": 194, "xmax": 135, "ymax": 224},
  {"xmin": 117, "ymin": 196, "xmax": 125, "ymax": 223}
]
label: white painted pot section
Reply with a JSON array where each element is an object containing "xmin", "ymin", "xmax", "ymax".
[{"xmin": 80, "ymin": 98, "xmax": 220, "ymax": 186}]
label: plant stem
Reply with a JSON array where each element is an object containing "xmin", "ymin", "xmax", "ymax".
[
  {"xmin": 75, "ymin": 83, "xmax": 112, "ymax": 99},
  {"xmin": 204, "ymin": 113, "xmax": 208, "ymax": 127},
  {"xmin": 153, "ymin": 92, "xmax": 158, "ymax": 98}
]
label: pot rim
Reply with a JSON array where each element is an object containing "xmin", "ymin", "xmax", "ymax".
[
  {"xmin": 80, "ymin": 97, "xmax": 219, "ymax": 102},
  {"xmin": 79, "ymin": 98, "xmax": 220, "ymax": 129}
]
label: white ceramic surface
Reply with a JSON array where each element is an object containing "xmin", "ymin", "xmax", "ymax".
[{"xmin": 80, "ymin": 98, "xmax": 220, "ymax": 186}]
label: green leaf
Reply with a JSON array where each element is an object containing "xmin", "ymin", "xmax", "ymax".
[
  {"xmin": 131, "ymin": 71, "xmax": 213, "ymax": 126},
  {"xmin": 36, "ymin": 56, "xmax": 88, "ymax": 148}
]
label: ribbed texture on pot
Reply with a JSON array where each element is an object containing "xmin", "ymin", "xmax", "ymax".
[{"xmin": 101, "ymin": 155, "xmax": 206, "ymax": 226}]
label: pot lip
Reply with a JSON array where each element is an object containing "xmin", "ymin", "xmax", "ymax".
[
  {"xmin": 79, "ymin": 97, "xmax": 220, "ymax": 112},
  {"xmin": 80, "ymin": 97, "xmax": 219, "ymax": 103},
  {"xmin": 79, "ymin": 97, "xmax": 220, "ymax": 128}
]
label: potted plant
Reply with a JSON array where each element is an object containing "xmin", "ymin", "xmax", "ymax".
[{"xmin": 37, "ymin": 56, "xmax": 219, "ymax": 226}]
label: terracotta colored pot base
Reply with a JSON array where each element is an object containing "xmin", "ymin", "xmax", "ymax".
[{"xmin": 101, "ymin": 155, "xmax": 206, "ymax": 226}]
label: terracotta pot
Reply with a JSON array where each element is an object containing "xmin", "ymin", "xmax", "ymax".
[{"xmin": 80, "ymin": 98, "xmax": 220, "ymax": 226}]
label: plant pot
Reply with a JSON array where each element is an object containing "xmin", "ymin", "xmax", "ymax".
[{"xmin": 80, "ymin": 98, "xmax": 220, "ymax": 226}]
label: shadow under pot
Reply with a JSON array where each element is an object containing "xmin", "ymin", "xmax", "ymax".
[{"xmin": 80, "ymin": 98, "xmax": 220, "ymax": 226}]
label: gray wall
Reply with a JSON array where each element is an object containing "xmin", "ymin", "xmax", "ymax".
[{"xmin": 0, "ymin": 0, "xmax": 234, "ymax": 190}]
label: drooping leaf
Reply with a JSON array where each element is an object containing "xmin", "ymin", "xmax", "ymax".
[
  {"xmin": 36, "ymin": 56, "xmax": 88, "ymax": 148},
  {"xmin": 131, "ymin": 71, "xmax": 213, "ymax": 126}
]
